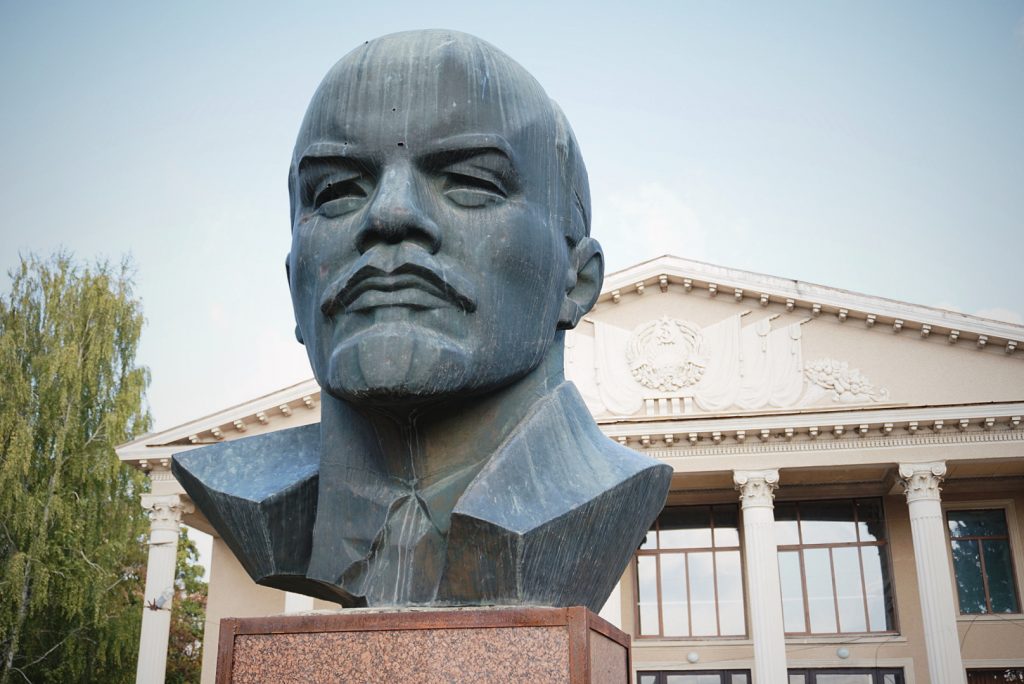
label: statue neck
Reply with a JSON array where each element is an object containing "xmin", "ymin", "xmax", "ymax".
[{"xmin": 319, "ymin": 338, "xmax": 567, "ymax": 486}]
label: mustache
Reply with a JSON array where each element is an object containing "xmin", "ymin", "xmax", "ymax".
[{"xmin": 319, "ymin": 251, "xmax": 478, "ymax": 316}]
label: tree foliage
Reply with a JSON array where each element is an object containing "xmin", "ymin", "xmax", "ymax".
[
  {"xmin": 166, "ymin": 529, "xmax": 207, "ymax": 684},
  {"xmin": 0, "ymin": 253, "xmax": 151, "ymax": 684}
]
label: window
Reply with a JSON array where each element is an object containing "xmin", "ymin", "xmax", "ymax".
[
  {"xmin": 638, "ymin": 670, "xmax": 750, "ymax": 684},
  {"xmin": 947, "ymin": 508, "xmax": 1021, "ymax": 614},
  {"xmin": 775, "ymin": 498, "xmax": 896, "ymax": 634},
  {"xmin": 787, "ymin": 668, "xmax": 904, "ymax": 683},
  {"xmin": 635, "ymin": 505, "xmax": 746, "ymax": 637}
]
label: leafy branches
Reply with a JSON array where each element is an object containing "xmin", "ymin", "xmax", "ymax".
[{"xmin": 0, "ymin": 254, "xmax": 151, "ymax": 684}]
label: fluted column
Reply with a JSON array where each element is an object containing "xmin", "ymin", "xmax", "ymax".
[
  {"xmin": 734, "ymin": 470, "xmax": 787, "ymax": 684},
  {"xmin": 899, "ymin": 462, "xmax": 966, "ymax": 684},
  {"xmin": 284, "ymin": 592, "xmax": 315, "ymax": 613},
  {"xmin": 136, "ymin": 493, "xmax": 193, "ymax": 684}
]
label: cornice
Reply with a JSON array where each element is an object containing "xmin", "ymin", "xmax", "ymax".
[
  {"xmin": 116, "ymin": 378, "xmax": 321, "ymax": 468},
  {"xmin": 597, "ymin": 256, "xmax": 1023, "ymax": 356},
  {"xmin": 606, "ymin": 404, "xmax": 1024, "ymax": 456},
  {"xmin": 600, "ymin": 401, "xmax": 1024, "ymax": 449}
]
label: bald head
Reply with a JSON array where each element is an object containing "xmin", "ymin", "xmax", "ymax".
[{"xmin": 290, "ymin": 30, "xmax": 590, "ymax": 243}]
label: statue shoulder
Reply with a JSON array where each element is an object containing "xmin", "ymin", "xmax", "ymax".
[
  {"xmin": 441, "ymin": 383, "xmax": 671, "ymax": 611},
  {"xmin": 171, "ymin": 423, "xmax": 327, "ymax": 594}
]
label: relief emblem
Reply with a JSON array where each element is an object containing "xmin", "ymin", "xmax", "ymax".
[{"xmin": 626, "ymin": 316, "xmax": 708, "ymax": 391}]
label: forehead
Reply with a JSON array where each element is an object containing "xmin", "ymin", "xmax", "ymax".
[{"xmin": 294, "ymin": 32, "xmax": 557, "ymax": 157}]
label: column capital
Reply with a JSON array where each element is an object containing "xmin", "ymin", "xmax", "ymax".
[
  {"xmin": 733, "ymin": 469, "xmax": 780, "ymax": 508},
  {"xmin": 140, "ymin": 493, "xmax": 194, "ymax": 533},
  {"xmin": 898, "ymin": 462, "xmax": 947, "ymax": 504}
]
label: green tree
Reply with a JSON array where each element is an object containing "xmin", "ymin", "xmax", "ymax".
[
  {"xmin": 0, "ymin": 253, "xmax": 151, "ymax": 684},
  {"xmin": 165, "ymin": 529, "xmax": 207, "ymax": 684}
]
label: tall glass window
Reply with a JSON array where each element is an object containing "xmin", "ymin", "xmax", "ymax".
[
  {"xmin": 638, "ymin": 670, "xmax": 750, "ymax": 684},
  {"xmin": 787, "ymin": 668, "xmax": 904, "ymax": 684},
  {"xmin": 635, "ymin": 505, "xmax": 745, "ymax": 637},
  {"xmin": 947, "ymin": 508, "xmax": 1021, "ymax": 614},
  {"xmin": 775, "ymin": 498, "xmax": 896, "ymax": 635}
]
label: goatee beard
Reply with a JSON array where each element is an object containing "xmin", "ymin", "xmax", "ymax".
[{"xmin": 324, "ymin": 324, "xmax": 472, "ymax": 404}]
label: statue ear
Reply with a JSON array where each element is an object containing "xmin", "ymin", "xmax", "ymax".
[
  {"xmin": 285, "ymin": 254, "xmax": 304, "ymax": 345},
  {"xmin": 558, "ymin": 237, "xmax": 604, "ymax": 330}
]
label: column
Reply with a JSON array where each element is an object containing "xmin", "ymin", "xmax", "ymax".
[
  {"xmin": 136, "ymin": 493, "xmax": 193, "ymax": 684},
  {"xmin": 734, "ymin": 470, "xmax": 787, "ymax": 684},
  {"xmin": 284, "ymin": 592, "xmax": 315, "ymax": 613},
  {"xmin": 898, "ymin": 462, "xmax": 967, "ymax": 684}
]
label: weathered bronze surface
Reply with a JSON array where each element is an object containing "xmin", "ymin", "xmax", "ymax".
[{"xmin": 173, "ymin": 29, "xmax": 671, "ymax": 611}]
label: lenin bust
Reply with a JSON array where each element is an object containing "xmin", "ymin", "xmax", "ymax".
[{"xmin": 173, "ymin": 30, "xmax": 672, "ymax": 612}]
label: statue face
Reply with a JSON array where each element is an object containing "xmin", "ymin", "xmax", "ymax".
[{"xmin": 288, "ymin": 33, "xmax": 578, "ymax": 404}]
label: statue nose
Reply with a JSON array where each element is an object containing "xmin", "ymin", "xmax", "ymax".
[{"xmin": 356, "ymin": 165, "xmax": 441, "ymax": 254}]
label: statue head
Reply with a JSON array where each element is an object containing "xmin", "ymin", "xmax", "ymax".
[{"xmin": 287, "ymin": 30, "xmax": 603, "ymax": 406}]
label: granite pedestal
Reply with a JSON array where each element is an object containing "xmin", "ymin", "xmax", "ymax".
[{"xmin": 216, "ymin": 606, "xmax": 630, "ymax": 683}]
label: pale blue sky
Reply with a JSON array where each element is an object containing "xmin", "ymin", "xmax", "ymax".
[{"xmin": 2, "ymin": 1, "xmax": 1023, "ymax": 431}]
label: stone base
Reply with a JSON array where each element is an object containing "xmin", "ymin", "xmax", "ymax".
[{"xmin": 216, "ymin": 606, "xmax": 631, "ymax": 683}]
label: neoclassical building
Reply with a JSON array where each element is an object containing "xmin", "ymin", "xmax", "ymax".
[{"xmin": 118, "ymin": 256, "xmax": 1024, "ymax": 684}]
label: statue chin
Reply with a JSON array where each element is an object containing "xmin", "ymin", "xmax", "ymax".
[{"xmin": 322, "ymin": 326, "xmax": 473, "ymax": 404}]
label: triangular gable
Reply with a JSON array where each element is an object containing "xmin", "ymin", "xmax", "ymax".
[
  {"xmin": 116, "ymin": 378, "xmax": 321, "ymax": 467},
  {"xmin": 568, "ymin": 255, "xmax": 1024, "ymax": 421}
]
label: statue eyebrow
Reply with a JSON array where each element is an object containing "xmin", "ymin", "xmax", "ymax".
[
  {"xmin": 296, "ymin": 143, "xmax": 374, "ymax": 176},
  {"xmin": 417, "ymin": 135, "xmax": 519, "ymax": 189},
  {"xmin": 424, "ymin": 133, "xmax": 513, "ymax": 155},
  {"xmin": 418, "ymin": 134, "xmax": 516, "ymax": 167}
]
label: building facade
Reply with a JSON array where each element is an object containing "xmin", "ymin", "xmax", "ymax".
[{"xmin": 118, "ymin": 256, "xmax": 1024, "ymax": 684}]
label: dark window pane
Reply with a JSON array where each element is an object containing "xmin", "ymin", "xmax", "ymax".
[
  {"xmin": 967, "ymin": 670, "xmax": 1024, "ymax": 684},
  {"xmin": 713, "ymin": 505, "xmax": 740, "ymax": 547},
  {"xmin": 661, "ymin": 507, "xmax": 713, "ymax": 548},
  {"xmin": 801, "ymin": 500, "xmax": 857, "ymax": 544},
  {"xmin": 637, "ymin": 555, "xmax": 660, "ymax": 634},
  {"xmin": 861, "ymin": 545, "xmax": 894, "ymax": 631},
  {"xmin": 833, "ymin": 546, "xmax": 867, "ymax": 632},
  {"xmin": 948, "ymin": 509, "xmax": 1009, "ymax": 538},
  {"xmin": 951, "ymin": 539, "xmax": 987, "ymax": 614},
  {"xmin": 717, "ymin": 550, "xmax": 746, "ymax": 635},
  {"xmin": 779, "ymin": 550, "xmax": 806, "ymax": 632},
  {"xmin": 660, "ymin": 553, "xmax": 689, "ymax": 636},
  {"xmin": 689, "ymin": 552, "xmax": 718, "ymax": 636},
  {"xmin": 805, "ymin": 548, "xmax": 838, "ymax": 632},
  {"xmin": 855, "ymin": 499, "xmax": 886, "ymax": 542},
  {"xmin": 775, "ymin": 502, "xmax": 801, "ymax": 546},
  {"xmin": 982, "ymin": 540, "xmax": 1020, "ymax": 613}
]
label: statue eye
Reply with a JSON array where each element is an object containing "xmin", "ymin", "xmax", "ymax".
[
  {"xmin": 442, "ymin": 173, "xmax": 506, "ymax": 208},
  {"xmin": 314, "ymin": 179, "xmax": 368, "ymax": 217}
]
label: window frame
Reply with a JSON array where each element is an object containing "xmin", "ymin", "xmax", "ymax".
[
  {"xmin": 943, "ymin": 499, "xmax": 1024, "ymax": 617},
  {"xmin": 633, "ymin": 504, "xmax": 748, "ymax": 640},
  {"xmin": 786, "ymin": 667, "xmax": 904, "ymax": 683},
  {"xmin": 775, "ymin": 497, "xmax": 899, "ymax": 637},
  {"xmin": 637, "ymin": 669, "xmax": 751, "ymax": 684}
]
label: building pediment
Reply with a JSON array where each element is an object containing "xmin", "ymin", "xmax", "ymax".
[
  {"xmin": 568, "ymin": 256, "xmax": 1024, "ymax": 421},
  {"xmin": 116, "ymin": 378, "xmax": 322, "ymax": 471}
]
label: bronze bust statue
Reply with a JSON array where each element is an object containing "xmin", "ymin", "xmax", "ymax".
[{"xmin": 174, "ymin": 29, "xmax": 671, "ymax": 612}]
